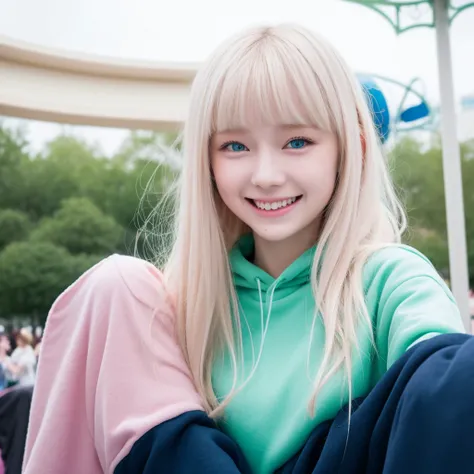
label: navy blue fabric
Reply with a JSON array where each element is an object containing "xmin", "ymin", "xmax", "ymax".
[
  {"xmin": 115, "ymin": 333, "xmax": 474, "ymax": 474},
  {"xmin": 114, "ymin": 409, "xmax": 251, "ymax": 474},
  {"xmin": 278, "ymin": 332, "xmax": 474, "ymax": 473}
]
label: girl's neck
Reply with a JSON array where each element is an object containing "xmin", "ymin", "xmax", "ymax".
[{"xmin": 253, "ymin": 226, "xmax": 319, "ymax": 278}]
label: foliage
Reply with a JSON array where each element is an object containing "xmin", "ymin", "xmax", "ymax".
[
  {"xmin": 0, "ymin": 241, "xmax": 77, "ymax": 321},
  {"xmin": 0, "ymin": 125, "xmax": 30, "ymax": 212},
  {"xmin": 389, "ymin": 136, "xmax": 474, "ymax": 284},
  {"xmin": 30, "ymin": 197, "xmax": 123, "ymax": 255},
  {"xmin": 0, "ymin": 209, "xmax": 32, "ymax": 250},
  {"xmin": 0, "ymin": 123, "xmax": 178, "ymax": 323}
]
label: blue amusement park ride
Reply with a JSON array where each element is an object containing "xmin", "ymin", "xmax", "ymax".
[{"xmin": 358, "ymin": 74, "xmax": 432, "ymax": 143}]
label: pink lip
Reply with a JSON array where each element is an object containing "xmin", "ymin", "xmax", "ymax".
[{"xmin": 247, "ymin": 197, "xmax": 301, "ymax": 217}]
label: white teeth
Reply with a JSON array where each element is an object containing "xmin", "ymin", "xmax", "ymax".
[{"xmin": 253, "ymin": 196, "xmax": 298, "ymax": 210}]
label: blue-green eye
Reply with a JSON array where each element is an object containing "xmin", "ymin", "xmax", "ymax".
[
  {"xmin": 286, "ymin": 138, "xmax": 309, "ymax": 149},
  {"xmin": 223, "ymin": 142, "xmax": 248, "ymax": 152}
]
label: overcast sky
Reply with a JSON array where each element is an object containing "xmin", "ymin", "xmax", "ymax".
[{"xmin": 1, "ymin": 0, "xmax": 473, "ymax": 154}]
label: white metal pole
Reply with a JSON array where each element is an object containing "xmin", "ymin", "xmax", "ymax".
[{"xmin": 433, "ymin": 0, "xmax": 471, "ymax": 332}]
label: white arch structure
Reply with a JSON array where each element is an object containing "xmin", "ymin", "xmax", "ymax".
[
  {"xmin": 1, "ymin": 34, "xmax": 472, "ymax": 332},
  {"xmin": 0, "ymin": 35, "xmax": 196, "ymax": 131}
]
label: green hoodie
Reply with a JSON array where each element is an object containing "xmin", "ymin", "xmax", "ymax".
[{"xmin": 212, "ymin": 234, "xmax": 465, "ymax": 474}]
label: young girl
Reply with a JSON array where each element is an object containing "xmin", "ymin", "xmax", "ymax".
[{"xmin": 23, "ymin": 23, "xmax": 471, "ymax": 474}]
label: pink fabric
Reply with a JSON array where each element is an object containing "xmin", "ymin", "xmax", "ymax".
[{"xmin": 22, "ymin": 255, "xmax": 203, "ymax": 474}]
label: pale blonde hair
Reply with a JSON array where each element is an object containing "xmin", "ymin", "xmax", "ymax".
[{"xmin": 158, "ymin": 24, "xmax": 406, "ymax": 417}]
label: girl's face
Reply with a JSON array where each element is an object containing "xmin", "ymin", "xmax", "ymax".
[{"xmin": 211, "ymin": 123, "xmax": 339, "ymax": 247}]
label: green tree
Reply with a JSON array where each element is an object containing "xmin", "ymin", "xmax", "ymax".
[
  {"xmin": 390, "ymin": 137, "xmax": 446, "ymax": 236},
  {"xmin": 389, "ymin": 136, "xmax": 474, "ymax": 285},
  {"xmin": 0, "ymin": 209, "xmax": 32, "ymax": 250},
  {"xmin": 0, "ymin": 124, "xmax": 30, "ymax": 212},
  {"xmin": 68, "ymin": 253, "xmax": 103, "ymax": 277},
  {"xmin": 0, "ymin": 123, "xmax": 181, "ymax": 322},
  {"xmin": 0, "ymin": 124, "xmax": 177, "ymax": 234},
  {"xmin": 114, "ymin": 130, "xmax": 181, "ymax": 167},
  {"xmin": 31, "ymin": 197, "xmax": 123, "ymax": 255},
  {"xmin": 0, "ymin": 242, "xmax": 77, "ymax": 321},
  {"xmin": 22, "ymin": 135, "xmax": 106, "ymax": 219},
  {"xmin": 102, "ymin": 133, "xmax": 179, "ymax": 231},
  {"xmin": 405, "ymin": 228, "xmax": 449, "ymax": 277},
  {"xmin": 460, "ymin": 140, "xmax": 474, "ymax": 286},
  {"xmin": 390, "ymin": 136, "xmax": 449, "ymax": 277}
]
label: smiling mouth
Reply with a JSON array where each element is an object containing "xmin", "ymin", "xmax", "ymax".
[{"xmin": 246, "ymin": 195, "xmax": 303, "ymax": 211}]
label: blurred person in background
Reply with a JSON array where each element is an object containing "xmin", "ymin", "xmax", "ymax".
[
  {"xmin": 5, "ymin": 329, "xmax": 36, "ymax": 388},
  {"xmin": 0, "ymin": 331, "xmax": 35, "ymax": 474},
  {"xmin": 0, "ymin": 334, "xmax": 11, "ymax": 392}
]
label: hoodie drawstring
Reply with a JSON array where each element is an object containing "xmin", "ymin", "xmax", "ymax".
[
  {"xmin": 253, "ymin": 278, "xmax": 277, "ymax": 371},
  {"xmin": 238, "ymin": 278, "xmax": 280, "ymax": 389}
]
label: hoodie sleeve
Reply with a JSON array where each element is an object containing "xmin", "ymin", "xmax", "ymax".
[
  {"xmin": 22, "ymin": 255, "xmax": 204, "ymax": 474},
  {"xmin": 368, "ymin": 246, "xmax": 466, "ymax": 374}
]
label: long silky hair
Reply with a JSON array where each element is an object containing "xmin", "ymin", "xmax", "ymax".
[{"xmin": 157, "ymin": 24, "xmax": 406, "ymax": 416}]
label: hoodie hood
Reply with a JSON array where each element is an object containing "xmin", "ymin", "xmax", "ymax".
[{"xmin": 229, "ymin": 233, "xmax": 316, "ymax": 298}]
